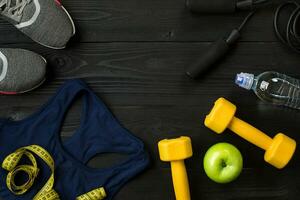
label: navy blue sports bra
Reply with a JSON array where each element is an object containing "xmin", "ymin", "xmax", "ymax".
[{"xmin": 0, "ymin": 79, "xmax": 150, "ymax": 199}]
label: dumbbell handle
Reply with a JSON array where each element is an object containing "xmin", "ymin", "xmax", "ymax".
[
  {"xmin": 171, "ymin": 161, "xmax": 191, "ymax": 200},
  {"xmin": 228, "ymin": 117, "xmax": 273, "ymax": 150}
]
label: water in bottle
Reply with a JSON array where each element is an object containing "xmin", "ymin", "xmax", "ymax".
[{"xmin": 235, "ymin": 71, "xmax": 300, "ymax": 109}]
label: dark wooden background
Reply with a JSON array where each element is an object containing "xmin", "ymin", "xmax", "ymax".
[{"xmin": 1, "ymin": 0, "xmax": 300, "ymax": 199}]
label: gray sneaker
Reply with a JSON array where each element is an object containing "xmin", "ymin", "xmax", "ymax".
[
  {"xmin": 0, "ymin": 49, "xmax": 46, "ymax": 94},
  {"xmin": 0, "ymin": 0, "xmax": 75, "ymax": 49}
]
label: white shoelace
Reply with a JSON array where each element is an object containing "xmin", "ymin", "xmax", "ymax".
[{"xmin": 0, "ymin": 0, "xmax": 31, "ymax": 21}]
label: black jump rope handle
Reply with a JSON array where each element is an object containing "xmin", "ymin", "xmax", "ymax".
[
  {"xmin": 186, "ymin": 39, "xmax": 229, "ymax": 79},
  {"xmin": 186, "ymin": 29, "xmax": 240, "ymax": 79},
  {"xmin": 186, "ymin": 0, "xmax": 253, "ymax": 13},
  {"xmin": 185, "ymin": 3, "xmax": 255, "ymax": 79}
]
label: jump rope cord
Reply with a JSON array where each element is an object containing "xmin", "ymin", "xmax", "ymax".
[
  {"xmin": 253, "ymin": 0, "xmax": 269, "ymax": 5},
  {"xmin": 274, "ymin": 1, "xmax": 300, "ymax": 53},
  {"xmin": 237, "ymin": 1, "xmax": 300, "ymax": 53},
  {"xmin": 238, "ymin": 10, "xmax": 256, "ymax": 31}
]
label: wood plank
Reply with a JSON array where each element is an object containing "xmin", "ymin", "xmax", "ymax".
[
  {"xmin": 0, "ymin": 41, "xmax": 299, "ymax": 107},
  {"xmin": 0, "ymin": 0, "xmax": 287, "ymax": 43},
  {"xmin": 115, "ymin": 168, "xmax": 300, "ymax": 200},
  {"xmin": 0, "ymin": 42, "xmax": 299, "ymax": 169},
  {"xmin": 1, "ymin": 0, "xmax": 299, "ymax": 199}
]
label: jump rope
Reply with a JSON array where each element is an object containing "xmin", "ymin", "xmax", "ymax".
[{"xmin": 185, "ymin": 1, "xmax": 300, "ymax": 79}]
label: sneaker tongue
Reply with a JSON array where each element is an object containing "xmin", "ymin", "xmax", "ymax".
[{"xmin": 19, "ymin": 0, "xmax": 35, "ymax": 23}]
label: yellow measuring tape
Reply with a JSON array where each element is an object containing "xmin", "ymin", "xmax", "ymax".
[{"xmin": 1, "ymin": 145, "xmax": 106, "ymax": 200}]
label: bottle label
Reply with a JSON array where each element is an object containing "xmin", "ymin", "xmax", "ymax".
[{"xmin": 260, "ymin": 81, "xmax": 269, "ymax": 91}]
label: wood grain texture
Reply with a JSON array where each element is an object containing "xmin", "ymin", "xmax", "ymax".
[
  {"xmin": 0, "ymin": 0, "xmax": 289, "ymax": 43},
  {"xmin": 1, "ymin": 0, "xmax": 300, "ymax": 199}
]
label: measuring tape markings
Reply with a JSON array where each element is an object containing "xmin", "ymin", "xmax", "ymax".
[{"xmin": 1, "ymin": 145, "xmax": 106, "ymax": 200}]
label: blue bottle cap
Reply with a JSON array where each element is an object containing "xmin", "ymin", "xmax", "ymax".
[{"xmin": 235, "ymin": 72, "xmax": 254, "ymax": 90}]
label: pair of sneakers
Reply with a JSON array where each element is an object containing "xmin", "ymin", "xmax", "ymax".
[{"xmin": 0, "ymin": 0, "xmax": 75, "ymax": 94}]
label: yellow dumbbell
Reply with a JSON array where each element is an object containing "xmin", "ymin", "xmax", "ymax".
[
  {"xmin": 158, "ymin": 136, "xmax": 192, "ymax": 200},
  {"xmin": 205, "ymin": 97, "xmax": 296, "ymax": 169}
]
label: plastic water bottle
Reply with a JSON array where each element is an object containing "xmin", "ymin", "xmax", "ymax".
[{"xmin": 235, "ymin": 71, "xmax": 300, "ymax": 109}]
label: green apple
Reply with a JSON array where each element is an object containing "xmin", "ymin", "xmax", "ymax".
[{"xmin": 203, "ymin": 143, "xmax": 243, "ymax": 183}]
